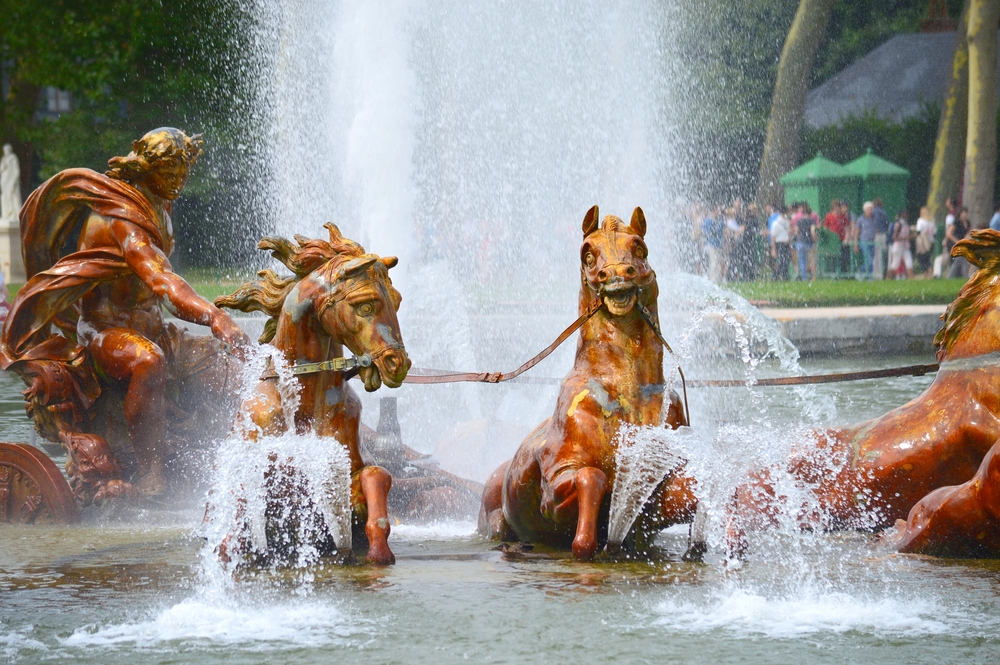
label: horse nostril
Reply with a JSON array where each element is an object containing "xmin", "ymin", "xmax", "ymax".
[
  {"xmin": 597, "ymin": 269, "xmax": 609, "ymax": 282},
  {"xmin": 382, "ymin": 351, "xmax": 406, "ymax": 376},
  {"xmin": 625, "ymin": 266, "xmax": 637, "ymax": 278},
  {"xmin": 384, "ymin": 356, "xmax": 398, "ymax": 373}
]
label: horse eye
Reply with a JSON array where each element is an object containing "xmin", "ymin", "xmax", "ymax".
[
  {"xmin": 356, "ymin": 302, "xmax": 375, "ymax": 316},
  {"xmin": 584, "ymin": 252, "xmax": 596, "ymax": 267},
  {"xmin": 635, "ymin": 246, "xmax": 646, "ymax": 260}
]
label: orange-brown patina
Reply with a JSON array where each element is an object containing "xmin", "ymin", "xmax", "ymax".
[
  {"xmin": 216, "ymin": 224, "xmax": 410, "ymax": 565},
  {"xmin": 726, "ymin": 230, "xmax": 1000, "ymax": 553},
  {"xmin": 479, "ymin": 206, "xmax": 687, "ymax": 559},
  {"xmin": 0, "ymin": 129, "xmax": 247, "ymax": 505},
  {"xmin": 883, "ymin": 435, "xmax": 1000, "ymax": 557}
]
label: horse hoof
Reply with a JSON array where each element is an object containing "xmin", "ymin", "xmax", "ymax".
[
  {"xmin": 682, "ymin": 540, "xmax": 707, "ymax": 562},
  {"xmin": 572, "ymin": 537, "xmax": 598, "ymax": 560},
  {"xmin": 365, "ymin": 546, "xmax": 395, "ymax": 565},
  {"xmin": 135, "ymin": 472, "xmax": 166, "ymax": 497}
]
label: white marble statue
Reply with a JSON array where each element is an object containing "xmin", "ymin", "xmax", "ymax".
[{"xmin": 1, "ymin": 144, "xmax": 23, "ymax": 224}]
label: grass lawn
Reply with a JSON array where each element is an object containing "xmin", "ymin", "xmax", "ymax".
[
  {"xmin": 727, "ymin": 277, "xmax": 966, "ymax": 308},
  {"xmin": 8, "ymin": 271, "xmax": 247, "ymax": 304},
  {"xmin": 6, "ymin": 275, "xmax": 968, "ymax": 310}
]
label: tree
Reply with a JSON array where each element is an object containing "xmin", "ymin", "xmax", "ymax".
[
  {"xmin": 926, "ymin": 1, "xmax": 970, "ymax": 225},
  {"xmin": 962, "ymin": 0, "xmax": 999, "ymax": 228},
  {"xmin": 0, "ymin": 1, "xmax": 269, "ymax": 268},
  {"xmin": 756, "ymin": 0, "xmax": 836, "ymax": 208}
]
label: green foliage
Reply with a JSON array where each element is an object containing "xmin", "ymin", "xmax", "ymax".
[
  {"xmin": 670, "ymin": 0, "xmax": 964, "ymax": 204},
  {"xmin": 0, "ymin": 0, "xmax": 269, "ymax": 269},
  {"xmin": 810, "ymin": 0, "xmax": 964, "ymax": 86},
  {"xmin": 728, "ymin": 277, "xmax": 966, "ymax": 308},
  {"xmin": 801, "ymin": 104, "xmax": 1000, "ymax": 220}
]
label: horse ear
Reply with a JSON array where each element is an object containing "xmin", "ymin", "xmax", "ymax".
[
  {"xmin": 381, "ymin": 256, "xmax": 399, "ymax": 269},
  {"xmin": 338, "ymin": 256, "xmax": 377, "ymax": 279},
  {"xmin": 324, "ymin": 222, "xmax": 343, "ymax": 243},
  {"xmin": 629, "ymin": 207, "xmax": 647, "ymax": 238},
  {"xmin": 582, "ymin": 205, "xmax": 600, "ymax": 237}
]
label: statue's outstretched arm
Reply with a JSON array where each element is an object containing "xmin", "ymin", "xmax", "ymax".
[{"xmin": 113, "ymin": 220, "xmax": 249, "ymax": 351}]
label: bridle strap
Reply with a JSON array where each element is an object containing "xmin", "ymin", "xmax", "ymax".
[
  {"xmin": 636, "ymin": 301, "xmax": 691, "ymax": 427},
  {"xmin": 260, "ymin": 353, "xmax": 373, "ymax": 380},
  {"xmin": 403, "ymin": 299, "xmax": 605, "ymax": 385}
]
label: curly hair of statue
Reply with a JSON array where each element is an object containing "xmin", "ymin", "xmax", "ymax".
[{"xmin": 105, "ymin": 127, "xmax": 204, "ymax": 182}]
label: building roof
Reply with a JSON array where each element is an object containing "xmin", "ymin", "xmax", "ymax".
[
  {"xmin": 780, "ymin": 152, "xmax": 858, "ymax": 185},
  {"xmin": 805, "ymin": 31, "xmax": 1000, "ymax": 128},
  {"xmin": 844, "ymin": 148, "xmax": 911, "ymax": 178}
]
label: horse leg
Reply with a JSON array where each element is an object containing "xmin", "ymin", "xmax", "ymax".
[
  {"xmin": 571, "ymin": 467, "xmax": 607, "ymax": 560},
  {"xmin": 726, "ymin": 470, "xmax": 779, "ymax": 559},
  {"xmin": 359, "ymin": 465, "xmax": 395, "ymax": 565},
  {"xmin": 479, "ymin": 460, "xmax": 514, "ymax": 540}
]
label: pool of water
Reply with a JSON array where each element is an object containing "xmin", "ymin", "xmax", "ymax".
[{"xmin": 3, "ymin": 358, "xmax": 1000, "ymax": 664}]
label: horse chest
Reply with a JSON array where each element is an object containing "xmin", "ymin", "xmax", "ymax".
[{"xmin": 562, "ymin": 379, "xmax": 660, "ymax": 428}]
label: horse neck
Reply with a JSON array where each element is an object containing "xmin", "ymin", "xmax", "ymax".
[
  {"xmin": 271, "ymin": 286, "xmax": 345, "ymax": 391},
  {"xmin": 937, "ymin": 276, "xmax": 1000, "ymax": 362},
  {"xmin": 575, "ymin": 291, "xmax": 664, "ymax": 386},
  {"xmin": 942, "ymin": 307, "xmax": 1000, "ymax": 362}
]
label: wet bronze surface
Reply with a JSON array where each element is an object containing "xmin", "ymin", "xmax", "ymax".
[
  {"xmin": 0, "ymin": 129, "xmax": 246, "ymax": 509},
  {"xmin": 217, "ymin": 225, "xmax": 411, "ymax": 565},
  {"xmin": 481, "ymin": 207, "xmax": 687, "ymax": 558}
]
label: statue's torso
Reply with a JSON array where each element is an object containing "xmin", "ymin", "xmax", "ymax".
[{"xmin": 76, "ymin": 207, "xmax": 171, "ymax": 341}]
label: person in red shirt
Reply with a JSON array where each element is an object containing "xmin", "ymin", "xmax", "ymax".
[{"xmin": 823, "ymin": 199, "xmax": 851, "ymax": 275}]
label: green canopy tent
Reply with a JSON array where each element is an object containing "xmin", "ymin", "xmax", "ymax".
[
  {"xmin": 779, "ymin": 152, "xmax": 861, "ymax": 216},
  {"xmin": 843, "ymin": 148, "xmax": 911, "ymax": 219}
]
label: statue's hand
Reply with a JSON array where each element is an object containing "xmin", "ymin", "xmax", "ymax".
[{"xmin": 211, "ymin": 314, "xmax": 251, "ymax": 361}]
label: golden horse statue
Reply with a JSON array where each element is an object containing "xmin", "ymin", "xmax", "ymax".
[
  {"xmin": 215, "ymin": 224, "xmax": 410, "ymax": 564},
  {"xmin": 479, "ymin": 206, "xmax": 687, "ymax": 559},
  {"xmin": 724, "ymin": 230, "xmax": 1000, "ymax": 555}
]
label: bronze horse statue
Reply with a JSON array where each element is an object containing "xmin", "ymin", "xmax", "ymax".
[
  {"xmin": 479, "ymin": 206, "xmax": 687, "ymax": 559},
  {"xmin": 215, "ymin": 224, "xmax": 410, "ymax": 565},
  {"xmin": 883, "ymin": 434, "xmax": 1000, "ymax": 557},
  {"xmin": 723, "ymin": 230, "xmax": 1000, "ymax": 555}
]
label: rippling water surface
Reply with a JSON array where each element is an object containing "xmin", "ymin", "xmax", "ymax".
[{"xmin": 3, "ymin": 361, "xmax": 1000, "ymax": 664}]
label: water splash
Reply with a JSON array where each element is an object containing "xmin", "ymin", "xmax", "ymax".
[
  {"xmin": 62, "ymin": 598, "xmax": 364, "ymax": 650},
  {"xmin": 607, "ymin": 424, "xmax": 687, "ymax": 549},
  {"xmin": 202, "ymin": 347, "xmax": 354, "ymax": 572}
]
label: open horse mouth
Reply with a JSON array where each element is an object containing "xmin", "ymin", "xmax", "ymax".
[{"xmin": 602, "ymin": 284, "xmax": 638, "ymax": 316}]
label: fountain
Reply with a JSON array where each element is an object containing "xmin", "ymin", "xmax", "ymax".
[{"xmin": 3, "ymin": 1, "xmax": 1000, "ymax": 662}]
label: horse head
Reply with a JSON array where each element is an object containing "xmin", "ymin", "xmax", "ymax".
[
  {"xmin": 579, "ymin": 205, "xmax": 657, "ymax": 316},
  {"xmin": 934, "ymin": 229, "xmax": 1000, "ymax": 361},
  {"xmin": 216, "ymin": 224, "xmax": 411, "ymax": 392},
  {"xmin": 314, "ymin": 234, "xmax": 411, "ymax": 392}
]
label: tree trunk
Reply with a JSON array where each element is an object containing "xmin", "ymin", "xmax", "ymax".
[
  {"xmin": 926, "ymin": 1, "xmax": 970, "ymax": 225},
  {"xmin": 963, "ymin": 0, "xmax": 999, "ymax": 228},
  {"xmin": 756, "ymin": 0, "xmax": 836, "ymax": 208}
]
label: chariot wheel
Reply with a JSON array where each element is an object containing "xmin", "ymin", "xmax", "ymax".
[{"xmin": 0, "ymin": 442, "xmax": 79, "ymax": 524}]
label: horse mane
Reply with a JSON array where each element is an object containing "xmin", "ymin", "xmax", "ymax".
[
  {"xmin": 934, "ymin": 229, "xmax": 1000, "ymax": 359},
  {"xmin": 601, "ymin": 214, "xmax": 633, "ymax": 234},
  {"xmin": 215, "ymin": 223, "xmax": 365, "ymax": 343}
]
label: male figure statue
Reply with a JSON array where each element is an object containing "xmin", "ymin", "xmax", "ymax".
[{"xmin": 0, "ymin": 128, "xmax": 249, "ymax": 500}]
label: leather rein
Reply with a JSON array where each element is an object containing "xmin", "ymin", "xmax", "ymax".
[{"xmin": 275, "ymin": 296, "xmax": 693, "ymax": 425}]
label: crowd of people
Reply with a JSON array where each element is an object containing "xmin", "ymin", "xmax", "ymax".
[{"xmin": 686, "ymin": 195, "xmax": 994, "ymax": 283}]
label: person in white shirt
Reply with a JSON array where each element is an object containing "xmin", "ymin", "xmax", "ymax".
[
  {"xmin": 915, "ymin": 206, "xmax": 936, "ymax": 277},
  {"xmin": 770, "ymin": 206, "xmax": 792, "ymax": 280}
]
